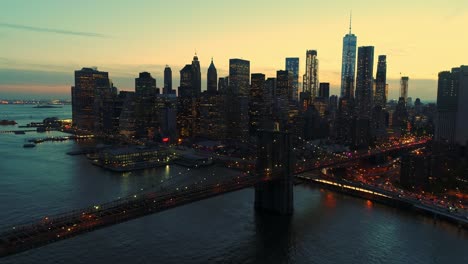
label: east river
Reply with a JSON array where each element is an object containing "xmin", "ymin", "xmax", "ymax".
[{"xmin": 0, "ymin": 104, "xmax": 467, "ymax": 263}]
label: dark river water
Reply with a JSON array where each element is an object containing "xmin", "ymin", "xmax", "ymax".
[{"xmin": 0, "ymin": 104, "xmax": 467, "ymax": 264}]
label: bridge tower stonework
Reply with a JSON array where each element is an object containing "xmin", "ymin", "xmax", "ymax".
[{"xmin": 254, "ymin": 130, "xmax": 294, "ymax": 215}]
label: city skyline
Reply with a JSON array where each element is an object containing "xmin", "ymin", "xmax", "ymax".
[
  {"xmin": 1, "ymin": 1, "xmax": 467, "ymax": 261},
  {"xmin": 1, "ymin": 1, "xmax": 467, "ymax": 100}
]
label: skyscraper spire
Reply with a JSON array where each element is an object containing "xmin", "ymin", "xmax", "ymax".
[
  {"xmin": 207, "ymin": 56, "xmax": 217, "ymax": 94},
  {"xmin": 340, "ymin": 11, "xmax": 357, "ymax": 98},
  {"xmin": 349, "ymin": 11, "xmax": 352, "ymax": 34}
]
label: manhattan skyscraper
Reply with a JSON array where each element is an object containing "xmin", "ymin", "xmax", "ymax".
[
  {"xmin": 435, "ymin": 66, "xmax": 468, "ymax": 145},
  {"xmin": 207, "ymin": 58, "xmax": 218, "ymax": 94},
  {"xmin": 285, "ymin": 57, "xmax": 299, "ymax": 101},
  {"xmin": 163, "ymin": 65, "xmax": 173, "ymax": 94},
  {"xmin": 400, "ymin": 76, "xmax": 409, "ymax": 103},
  {"xmin": 340, "ymin": 15, "xmax": 357, "ymax": 99},
  {"xmin": 249, "ymin": 73, "xmax": 266, "ymax": 135},
  {"xmin": 135, "ymin": 72, "xmax": 157, "ymax": 96},
  {"xmin": 191, "ymin": 54, "xmax": 202, "ymax": 95},
  {"xmin": 229, "ymin": 59, "xmax": 250, "ymax": 96},
  {"xmin": 355, "ymin": 46, "xmax": 375, "ymax": 118},
  {"xmin": 303, "ymin": 50, "xmax": 319, "ymax": 101},
  {"xmin": 353, "ymin": 46, "xmax": 374, "ymax": 148},
  {"xmin": 71, "ymin": 67, "xmax": 111, "ymax": 131},
  {"xmin": 374, "ymin": 55, "xmax": 387, "ymax": 108},
  {"xmin": 228, "ymin": 58, "xmax": 250, "ymax": 140}
]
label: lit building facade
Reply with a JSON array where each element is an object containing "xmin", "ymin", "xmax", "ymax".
[
  {"xmin": 195, "ymin": 92, "xmax": 226, "ymax": 140},
  {"xmin": 229, "ymin": 59, "xmax": 250, "ymax": 96},
  {"xmin": 118, "ymin": 91, "xmax": 137, "ymax": 137},
  {"xmin": 303, "ymin": 50, "xmax": 319, "ymax": 101},
  {"xmin": 249, "ymin": 73, "xmax": 266, "ymax": 135},
  {"xmin": 155, "ymin": 94, "xmax": 177, "ymax": 142},
  {"xmin": 285, "ymin": 57, "xmax": 299, "ymax": 101},
  {"xmin": 374, "ymin": 55, "xmax": 387, "ymax": 108},
  {"xmin": 227, "ymin": 58, "xmax": 250, "ymax": 140},
  {"xmin": 400, "ymin": 76, "xmax": 409, "ymax": 104},
  {"xmin": 134, "ymin": 72, "xmax": 158, "ymax": 138},
  {"xmin": 354, "ymin": 46, "xmax": 374, "ymax": 148},
  {"xmin": 179, "ymin": 64, "xmax": 193, "ymax": 97},
  {"xmin": 275, "ymin": 70, "xmax": 292, "ymax": 129},
  {"xmin": 392, "ymin": 97, "xmax": 409, "ymax": 136},
  {"xmin": 435, "ymin": 66, "xmax": 468, "ymax": 145},
  {"xmin": 177, "ymin": 56, "xmax": 202, "ymax": 138},
  {"xmin": 355, "ymin": 46, "xmax": 375, "ymax": 119},
  {"xmin": 435, "ymin": 70, "xmax": 458, "ymax": 143},
  {"xmin": 336, "ymin": 34, "xmax": 358, "ymax": 142},
  {"xmin": 135, "ymin": 72, "xmax": 157, "ymax": 96},
  {"xmin": 71, "ymin": 67, "xmax": 112, "ymax": 131},
  {"xmin": 97, "ymin": 146, "xmax": 176, "ymax": 172},
  {"xmin": 340, "ymin": 19, "xmax": 357, "ymax": 99}
]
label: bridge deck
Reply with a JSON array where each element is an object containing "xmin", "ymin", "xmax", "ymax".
[
  {"xmin": 0, "ymin": 174, "xmax": 261, "ymax": 257},
  {"xmin": 0, "ymin": 130, "xmax": 37, "ymax": 134}
]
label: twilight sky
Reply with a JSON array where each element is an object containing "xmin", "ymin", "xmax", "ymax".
[{"xmin": 0, "ymin": 0, "xmax": 467, "ymax": 101}]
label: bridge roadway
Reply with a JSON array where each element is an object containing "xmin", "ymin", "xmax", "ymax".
[
  {"xmin": 0, "ymin": 130, "xmax": 36, "ymax": 134},
  {"xmin": 0, "ymin": 173, "xmax": 263, "ymax": 257},
  {"xmin": 296, "ymin": 138, "xmax": 429, "ymax": 172},
  {"xmin": 0, "ymin": 139, "xmax": 429, "ymax": 258}
]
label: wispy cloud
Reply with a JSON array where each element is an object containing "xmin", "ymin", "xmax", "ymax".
[
  {"xmin": 0, "ymin": 57, "xmax": 11, "ymax": 64},
  {"xmin": 0, "ymin": 23, "xmax": 109, "ymax": 38}
]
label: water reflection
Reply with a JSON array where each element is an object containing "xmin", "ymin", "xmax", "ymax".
[
  {"xmin": 251, "ymin": 212, "xmax": 295, "ymax": 264},
  {"xmin": 324, "ymin": 192, "xmax": 337, "ymax": 208}
]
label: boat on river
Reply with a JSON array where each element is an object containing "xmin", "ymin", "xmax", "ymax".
[
  {"xmin": 0, "ymin": 120, "xmax": 17, "ymax": 125},
  {"xmin": 33, "ymin": 103, "xmax": 63, "ymax": 108}
]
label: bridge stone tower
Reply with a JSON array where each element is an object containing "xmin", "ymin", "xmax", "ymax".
[{"xmin": 254, "ymin": 130, "xmax": 294, "ymax": 215}]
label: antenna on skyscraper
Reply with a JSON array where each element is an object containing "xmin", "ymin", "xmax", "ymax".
[{"xmin": 349, "ymin": 11, "xmax": 352, "ymax": 34}]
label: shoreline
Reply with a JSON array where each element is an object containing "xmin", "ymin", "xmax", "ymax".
[{"xmin": 297, "ymin": 175, "xmax": 468, "ymax": 230}]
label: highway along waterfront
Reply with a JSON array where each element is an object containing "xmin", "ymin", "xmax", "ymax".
[{"xmin": 296, "ymin": 173, "xmax": 468, "ymax": 229}]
